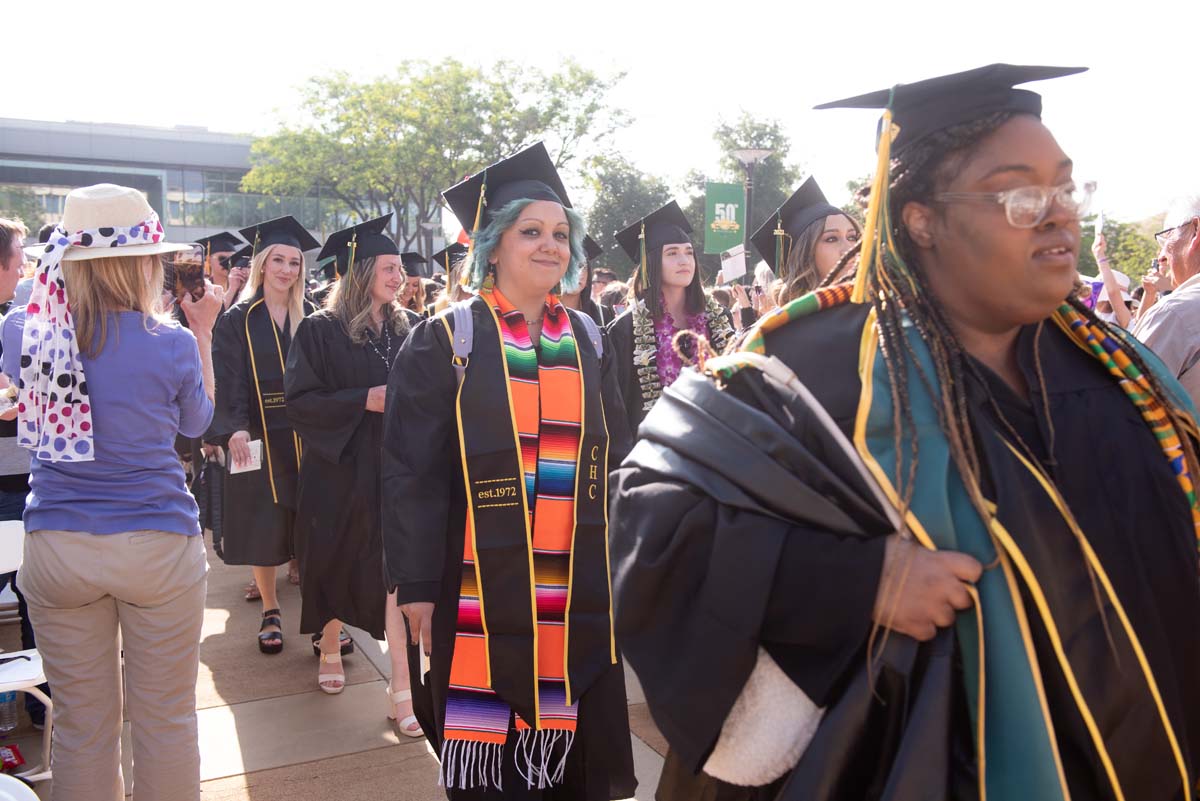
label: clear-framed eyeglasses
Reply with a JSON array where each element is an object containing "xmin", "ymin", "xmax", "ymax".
[
  {"xmin": 1154, "ymin": 219, "xmax": 1197, "ymax": 247},
  {"xmin": 935, "ymin": 180, "xmax": 1096, "ymax": 229}
]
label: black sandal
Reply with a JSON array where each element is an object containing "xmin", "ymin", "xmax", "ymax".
[
  {"xmin": 311, "ymin": 630, "xmax": 354, "ymax": 657},
  {"xmin": 258, "ymin": 608, "xmax": 283, "ymax": 654}
]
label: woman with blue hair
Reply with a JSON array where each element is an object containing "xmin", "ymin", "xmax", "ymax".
[{"xmin": 381, "ymin": 143, "xmax": 635, "ymax": 799}]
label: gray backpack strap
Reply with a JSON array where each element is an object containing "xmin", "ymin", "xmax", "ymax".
[
  {"xmin": 573, "ymin": 309, "xmax": 603, "ymax": 360},
  {"xmin": 449, "ymin": 300, "xmax": 474, "ymax": 386}
]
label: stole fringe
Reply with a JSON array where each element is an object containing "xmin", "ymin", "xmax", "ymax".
[
  {"xmin": 515, "ymin": 728, "xmax": 575, "ymax": 790},
  {"xmin": 439, "ymin": 739, "xmax": 505, "ymax": 792}
]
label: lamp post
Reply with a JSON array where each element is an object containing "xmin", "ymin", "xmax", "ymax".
[{"xmin": 732, "ymin": 148, "xmax": 773, "ymax": 284}]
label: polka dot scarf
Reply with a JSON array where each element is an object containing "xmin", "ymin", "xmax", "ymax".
[{"xmin": 18, "ymin": 214, "xmax": 165, "ymax": 462}]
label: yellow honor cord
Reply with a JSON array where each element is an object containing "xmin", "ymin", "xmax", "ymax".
[{"xmin": 461, "ymin": 180, "xmax": 487, "ymax": 288}]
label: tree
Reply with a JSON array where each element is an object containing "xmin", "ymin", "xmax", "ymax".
[
  {"xmin": 0, "ymin": 186, "xmax": 44, "ymax": 232},
  {"xmin": 1078, "ymin": 214, "xmax": 1161, "ymax": 284},
  {"xmin": 677, "ymin": 114, "xmax": 805, "ymax": 279},
  {"xmin": 842, "ymin": 175, "xmax": 871, "ymax": 225},
  {"xmin": 713, "ymin": 115, "xmax": 803, "ymax": 236},
  {"xmin": 242, "ymin": 59, "xmax": 626, "ymax": 252},
  {"xmin": 582, "ymin": 154, "xmax": 672, "ymax": 279}
]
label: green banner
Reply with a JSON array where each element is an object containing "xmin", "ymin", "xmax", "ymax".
[{"xmin": 703, "ymin": 182, "xmax": 745, "ymax": 255}]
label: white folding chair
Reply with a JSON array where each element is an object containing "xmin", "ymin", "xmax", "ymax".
[
  {"xmin": 0, "ymin": 523, "xmax": 22, "ymax": 627},
  {"xmin": 0, "ymin": 522, "xmax": 51, "ymax": 784}
]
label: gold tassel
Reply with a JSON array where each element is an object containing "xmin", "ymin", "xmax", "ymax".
[
  {"xmin": 852, "ymin": 108, "xmax": 898, "ymax": 305},
  {"xmin": 773, "ymin": 214, "xmax": 786, "ymax": 274},
  {"xmin": 639, "ymin": 222, "xmax": 648, "ymax": 288},
  {"xmin": 461, "ymin": 180, "xmax": 487, "ymax": 288},
  {"xmin": 345, "ymin": 233, "xmax": 357, "ymax": 280}
]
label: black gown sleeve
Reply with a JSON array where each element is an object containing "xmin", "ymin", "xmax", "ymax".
[
  {"xmin": 381, "ymin": 317, "xmax": 458, "ymax": 605},
  {"xmin": 209, "ymin": 305, "xmax": 251, "ymax": 447},
  {"xmin": 284, "ymin": 316, "xmax": 370, "ymax": 464},
  {"xmin": 605, "ymin": 312, "xmax": 642, "ymax": 434},
  {"xmin": 600, "ymin": 327, "xmax": 634, "ymax": 465},
  {"xmin": 609, "ymin": 462, "xmax": 885, "ymax": 774}
]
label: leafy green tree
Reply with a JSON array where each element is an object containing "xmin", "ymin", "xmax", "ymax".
[
  {"xmin": 1078, "ymin": 214, "xmax": 1161, "ymax": 284},
  {"xmin": 243, "ymin": 59, "xmax": 625, "ymax": 252},
  {"xmin": 842, "ymin": 175, "xmax": 871, "ymax": 225},
  {"xmin": 713, "ymin": 115, "xmax": 803, "ymax": 236},
  {"xmin": 582, "ymin": 154, "xmax": 672, "ymax": 279},
  {"xmin": 0, "ymin": 186, "xmax": 44, "ymax": 232}
]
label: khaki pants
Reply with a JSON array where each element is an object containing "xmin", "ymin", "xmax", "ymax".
[{"xmin": 18, "ymin": 530, "xmax": 208, "ymax": 801}]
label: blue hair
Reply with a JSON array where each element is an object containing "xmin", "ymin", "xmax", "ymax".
[{"xmin": 465, "ymin": 199, "xmax": 587, "ymax": 293}]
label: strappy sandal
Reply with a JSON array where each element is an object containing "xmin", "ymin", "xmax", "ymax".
[
  {"xmin": 287, "ymin": 562, "xmax": 301, "ymax": 585},
  {"xmin": 386, "ymin": 684, "xmax": 423, "ymax": 737},
  {"xmin": 244, "ymin": 581, "xmax": 261, "ymax": 602},
  {"xmin": 318, "ymin": 652, "xmax": 345, "ymax": 695},
  {"xmin": 258, "ymin": 608, "xmax": 283, "ymax": 655},
  {"xmin": 311, "ymin": 631, "xmax": 354, "ymax": 657}
]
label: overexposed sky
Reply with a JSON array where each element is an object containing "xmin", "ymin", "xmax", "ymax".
[{"xmin": 10, "ymin": 0, "xmax": 1193, "ymax": 227}]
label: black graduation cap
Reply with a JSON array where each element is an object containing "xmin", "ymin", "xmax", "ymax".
[
  {"xmin": 195, "ymin": 231, "xmax": 244, "ymax": 260},
  {"xmin": 583, "ymin": 235, "xmax": 603, "ymax": 263},
  {"xmin": 400, "ymin": 252, "xmax": 426, "ymax": 277},
  {"xmin": 442, "ymin": 142, "xmax": 573, "ymax": 235},
  {"xmin": 750, "ymin": 176, "xmax": 842, "ymax": 268},
  {"xmin": 239, "ymin": 215, "xmax": 321, "ymax": 254},
  {"xmin": 220, "ymin": 244, "xmax": 253, "ymax": 271},
  {"xmin": 614, "ymin": 200, "xmax": 692, "ymax": 265},
  {"xmin": 430, "ymin": 242, "xmax": 467, "ymax": 274},
  {"xmin": 316, "ymin": 214, "xmax": 398, "ymax": 278},
  {"xmin": 815, "ymin": 64, "xmax": 1087, "ymax": 153}
]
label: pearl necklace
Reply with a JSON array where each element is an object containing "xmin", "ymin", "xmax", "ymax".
[{"xmin": 367, "ymin": 324, "xmax": 397, "ymax": 369}]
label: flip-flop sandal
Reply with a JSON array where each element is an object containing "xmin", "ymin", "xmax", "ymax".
[
  {"xmin": 318, "ymin": 652, "xmax": 345, "ymax": 695},
  {"xmin": 311, "ymin": 631, "xmax": 354, "ymax": 657},
  {"xmin": 386, "ymin": 685, "xmax": 423, "ymax": 737}
]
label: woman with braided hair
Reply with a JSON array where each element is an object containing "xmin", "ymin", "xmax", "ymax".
[{"xmin": 610, "ymin": 64, "xmax": 1200, "ymax": 801}]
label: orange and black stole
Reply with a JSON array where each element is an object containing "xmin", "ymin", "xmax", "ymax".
[{"xmin": 440, "ymin": 290, "xmax": 615, "ymax": 792}]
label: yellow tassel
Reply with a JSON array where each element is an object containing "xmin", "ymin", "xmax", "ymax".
[
  {"xmin": 852, "ymin": 109, "xmax": 898, "ymax": 305},
  {"xmin": 345, "ymin": 234, "xmax": 357, "ymax": 280},
  {"xmin": 639, "ymin": 222, "xmax": 648, "ymax": 288},
  {"xmin": 773, "ymin": 216, "xmax": 787, "ymax": 274},
  {"xmin": 461, "ymin": 181, "xmax": 487, "ymax": 288}
]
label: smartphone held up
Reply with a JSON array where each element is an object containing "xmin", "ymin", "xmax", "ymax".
[{"xmin": 162, "ymin": 243, "xmax": 208, "ymax": 302}]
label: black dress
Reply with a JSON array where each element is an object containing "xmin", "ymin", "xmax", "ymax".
[
  {"xmin": 285, "ymin": 309, "xmax": 418, "ymax": 639},
  {"xmin": 210, "ymin": 292, "xmax": 316, "ymax": 566},
  {"xmin": 381, "ymin": 299, "xmax": 636, "ymax": 801},
  {"xmin": 611, "ymin": 302, "xmax": 1200, "ymax": 800}
]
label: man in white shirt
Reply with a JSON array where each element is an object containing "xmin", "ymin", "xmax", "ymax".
[{"xmin": 1134, "ymin": 195, "xmax": 1200, "ymax": 409}]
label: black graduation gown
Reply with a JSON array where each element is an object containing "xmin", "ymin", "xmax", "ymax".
[
  {"xmin": 381, "ymin": 301, "xmax": 635, "ymax": 801},
  {"xmin": 210, "ymin": 293, "xmax": 316, "ymax": 566},
  {"xmin": 606, "ymin": 311, "xmax": 648, "ymax": 433},
  {"xmin": 285, "ymin": 309, "xmax": 418, "ymax": 639},
  {"xmin": 611, "ymin": 302, "xmax": 1200, "ymax": 801}
]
